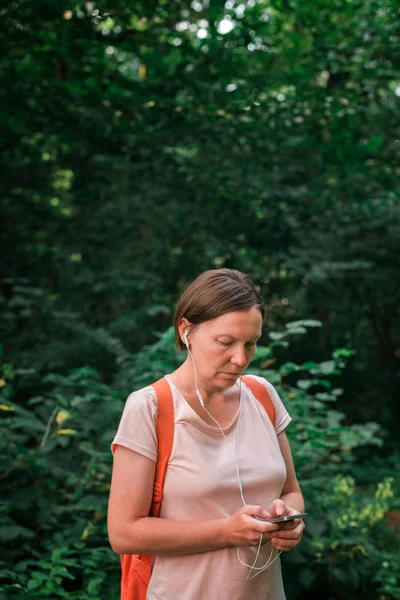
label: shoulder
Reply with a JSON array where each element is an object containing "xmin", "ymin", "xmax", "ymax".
[
  {"xmin": 242, "ymin": 374, "xmax": 292, "ymax": 434},
  {"xmin": 124, "ymin": 385, "xmax": 158, "ymax": 416},
  {"xmin": 111, "ymin": 385, "xmax": 159, "ymax": 460},
  {"xmin": 242, "ymin": 374, "xmax": 278, "ymax": 398}
]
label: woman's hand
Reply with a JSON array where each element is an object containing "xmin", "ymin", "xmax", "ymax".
[
  {"xmin": 266, "ymin": 499, "xmax": 305, "ymax": 552},
  {"xmin": 225, "ymin": 505, "xmax": 282, "ymax": 547}
]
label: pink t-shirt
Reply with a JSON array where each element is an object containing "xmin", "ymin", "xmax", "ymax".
[{"xmin": 112, "ymin": 375, "xmax": 292, "ymax": 600}]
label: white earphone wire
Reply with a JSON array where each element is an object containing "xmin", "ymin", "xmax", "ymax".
[{"xmin": 184, "ymin": 332, "xmax": 282, "ymax": 580}]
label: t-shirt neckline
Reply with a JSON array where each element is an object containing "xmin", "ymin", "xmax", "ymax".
[{"xmin": 164, "ymin": 374, "xmax": 243, "ymax": 433}]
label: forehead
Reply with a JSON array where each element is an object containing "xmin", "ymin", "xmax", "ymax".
[{"xmin": 203, "ymin": 308, "xmax": 263, "ymax": 335}]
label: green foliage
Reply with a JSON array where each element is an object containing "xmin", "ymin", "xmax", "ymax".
[
  {"xmin": 1, "ymin": 545, "xmax": 117, "ymax": 600},
  {"xmin": 0, "ymin": 365, "xmax": 122, "ymax": 599},
  {"xmin": 1, "ymin": 323, "xmax": 399, "ymax": 599},
  {"xmin": 250, "ymin": 320, "xmax": 399, "ymax": 599},
  {"xmin": 1, "ymin": 0, "xmax": 399, "ymax": 436},
  {"xmin": 1, "ymin": 0, "xmax": 399, "ymax": 598}
]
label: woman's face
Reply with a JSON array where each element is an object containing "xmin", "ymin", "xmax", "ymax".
[{"xmin": 184, "ymin": 307, "xmax": 263, "ymax": 389}]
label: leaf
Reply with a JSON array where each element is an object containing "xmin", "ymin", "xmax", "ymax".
[
  {"xmin": 297, "ymin": 379, "xmax": 314, "ymax": 390},
  {"xmin": 366, "ymin": 135, "xmax": 383, "ymax": 152},
  {"xmin": 269, "ymin": 331, "xmax": 284, "ymax": 340},
  {"xmin": 332, "ymin": 388, "xmax": 344, "ymax": 396},
  {"xmin": 57, "ymin": 429, "xmax": 77, "ymax": 435},
  {"xmin": 287, "ymin": 327, "xmax": 307, "ymax": 334},
  {"xmin": 271, "ymin": 341, "xmax": 289, "ymax": 348},
  {"xmin": 327, "ymin": 410, "xmax": 345, "ymax": 428},
  {"xmin": 315, "ymin": 392, "xmax": 336, "ymax": 401},
  {"xmin": 56, "ymin": 410, "xmax": 70, "ymax": 425},
  {"xmin": 51, "ymin": 547, "xmax": 71, "ymax": 563},
  {"xmin": 301, "ymin": 361, "xmax": 319, "ymax": 370},
  {"xmin": 88, "ymin": 577, "xmax": 104, "ymax": 594},
  {"xmin": 286, "ymin": 320, "xmax": 322, "ymax": 328},
  {"xmin": 253, "ymin": 346, "xmax": 272, "ymax": 359},
  {"xmin": 27, "ymin": 578, "xmax": 42, "ymax": 590},
  {"xmin": 280, "ymin": 362, "xmax": 299, "ymax": 373},
  {"xmin": 332, "ymin": 348, "xmax": 356, "ymax": 359},
  {"xmin": 0, "ymin": 525, "xmax": 35, "ymax": 541},
  {"xmin": 317, "ymin": 379, "xmax": 332, "ymax": 389},
  {"xmin": 319, "ymin": 361, "xmax": 336, "ymax": 374},
  {"xmin": 146, "ymin": 304, "xmax": 171, "ymax": 317}
]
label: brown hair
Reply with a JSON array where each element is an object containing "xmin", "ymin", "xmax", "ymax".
[{"xmin": 174, "ymin": 268, "xmax": 265, "ymax": 350}]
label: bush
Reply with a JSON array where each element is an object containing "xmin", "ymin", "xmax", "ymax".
[{"xmin": 0, "ymin": 323, "xmax": 398, "ymax": 599}]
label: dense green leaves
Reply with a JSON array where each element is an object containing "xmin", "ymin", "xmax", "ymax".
[
  {"xmin": 1, "ymin": 326, "xmax": 399, "ymax": 599},
  {"xmin": 1, "ymin": 0, "xmax": 399, "ymax": 598}
]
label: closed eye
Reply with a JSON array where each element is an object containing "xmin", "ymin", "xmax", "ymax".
[{"xmin": 218, "ymin": 340, "xmax": 257, "ymax": 348}]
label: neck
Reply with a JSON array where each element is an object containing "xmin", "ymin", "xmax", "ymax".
[{"xmin": 171, "ymin": 359, "xmax": 230, "ymax": 404}]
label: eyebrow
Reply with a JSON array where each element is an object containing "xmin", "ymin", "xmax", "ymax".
[{"xmin": 216, "ymin": 334, "xmax": 261, "ymax": 341}]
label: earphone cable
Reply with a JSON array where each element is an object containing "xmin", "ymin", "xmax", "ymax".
[{"xmin": 185, "ymin": 337, "xmax": 282, "ymax": 579}]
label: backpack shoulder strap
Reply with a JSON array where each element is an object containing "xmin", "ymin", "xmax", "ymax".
[
  {"xmin": 242, "ymin": 375, "xmax": 275, "ymax": 425},
  {"xmin": 149, "ymin": 377, "xmax": 174, "ymax": 518}
]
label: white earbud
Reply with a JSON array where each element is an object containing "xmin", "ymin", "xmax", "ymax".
[
  {"xmin": 184, "ymin": 330, "xmax": 190, "ymax": 349},
  {"xmin": 184, "ymin": 330, "xmax": 205, "ymax": 406}
]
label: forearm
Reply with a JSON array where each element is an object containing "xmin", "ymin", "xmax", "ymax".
[
  {"xmin": 280, "ymin": 490, "xmax": 305, "ymax": 514},
  {"xmin": 110, "ymin": 516, "xmax": 232, "ymax": 556}
]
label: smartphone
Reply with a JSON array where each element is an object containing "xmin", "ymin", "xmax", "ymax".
[{"xmin": 256, "ymin": 513, "xmax": 307, "ymax": 523}]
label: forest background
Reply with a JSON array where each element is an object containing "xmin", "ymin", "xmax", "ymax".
[{"xmin": 1, "ymin": 0, "xmax": 399, "ymax": 599}]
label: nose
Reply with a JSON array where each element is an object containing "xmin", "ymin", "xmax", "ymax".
[{"xmin": 231, "ymin": 346, "xmax": 247, "ymax": 368}]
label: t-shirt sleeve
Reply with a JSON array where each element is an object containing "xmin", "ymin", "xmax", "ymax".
[
  {"xmin": 111, "ymin": 385, "xmax": 158, "ymax": 461},
  {"xmin": 251, "ymin": 375, "xmax": 292, "ymax": 434}
]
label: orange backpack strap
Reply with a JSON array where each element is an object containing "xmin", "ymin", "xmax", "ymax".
[
  {"xmin": 149, "ymin": 377, "xmax": 175, "ymax": 518},
  {"xmin": 130, "ymin": 377, "xmax": 174, "ymax": 571},
  {"xmin": 242, "ymin": 375, "xmax": 275, "ymax": 425}
]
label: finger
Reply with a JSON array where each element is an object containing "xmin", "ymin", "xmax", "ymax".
[
  {"xmin": 268, "ymin": 499, "xmax": 287, "ymax": 518},
  {"xmin": 247, "ymin": 518, "xmax": 281, "ymax": 535},
  {"xmin": 272, "ymin": 530, "xmax": 303, "ymax": 548},
  {"xmin": 276, "ymin": 520, "xmax": 298, "ymax": 530},
  {"xmin": 242, "ymin": 505, "xmax": 271, "ymax": 519},
  {"xmin": 272, "ymin": 537, "xmax": 300, "ymax": 551},
  {"xmin": 260, "ymin": 522, "xmax": 282, "ymax": 534},
  {"xmin": 272, "ymin": 530, "xmax": 301, "ymax": 541},
  {"xmin": 272, "ymin": 525, "xmax": 303, "ymax": 540}
]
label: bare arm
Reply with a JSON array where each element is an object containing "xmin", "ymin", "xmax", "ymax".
[
  {"xmin": 278, "ymin": 431, "xmax": 305, "ymax": 513},
  {"xmin": 107, "ymin": 445, "xmax": 281, "ymax": 556},
  {"xmin": 266, "ymin": 431, "xmax": 305, "ymax": 551}
]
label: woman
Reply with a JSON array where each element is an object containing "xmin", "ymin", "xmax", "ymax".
[{"xmin": 108, "ymin": 269, "xmax": 305, "ymax": 599}]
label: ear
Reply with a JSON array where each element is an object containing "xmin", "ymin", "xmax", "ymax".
[{"xmin": 178, "ymin": 317, "xmax": 192, "ymax": 347}]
